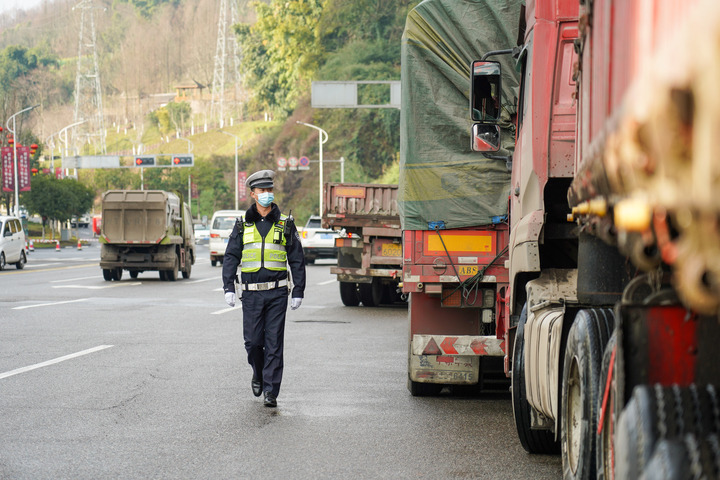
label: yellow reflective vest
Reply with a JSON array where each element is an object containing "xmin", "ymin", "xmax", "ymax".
[{"xmin": 241, "ymin": 215, "xmax": 288, "ymax": 272}]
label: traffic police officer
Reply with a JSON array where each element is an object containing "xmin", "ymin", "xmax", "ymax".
[{"xmin": 222, "ymin": 169, "xmax": 306, "ymax": 407}]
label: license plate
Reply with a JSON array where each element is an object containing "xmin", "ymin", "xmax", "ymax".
[
  {"xmin": 457, "ymin": 265, "xmax": 478, "ymax": 276},
  {"xmin": 321, "ymin": 234, "xmax": 332, "ymax": 239},
  {"xmin": 224, "ymin": 238, "xmax": 229, "ymax": 243},
  {"xmin": 381, "ymin": 243, "xmax": 402, "ymax": 257}
]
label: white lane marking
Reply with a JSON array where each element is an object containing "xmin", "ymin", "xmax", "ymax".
[
  {"xmin": 317, "ymin": 279, "xmax": 336, "ymax": 285},
  {"xmin": 300, "ymin": 305, "xmax": 326, "ymax": 309},
  {"xmin": 13, "ymin": 298, "xmax": 90, "ymax": 310},
  {"xmin": 211, "ymin": 306, "xmax": 240, "ymax": 315},
  {"xmin": 50, "ymin": 275, "xmax": 103, "ymax": 283},
  {"xmin": 52, "ymin": 282, "xmax": 141, "ymax": 290},
  {"xmin": 0, "ymin": 345, "xmax": 114, "ymax": 380},
  {"xmin": 212, "ymin": 287, "xmax": 223, "ymax": 292},
  {"xmin": 25, "ymin": 263, "xmax": 62, "ymax": 268},
  {"xmin": 186, "ymin": 277, "xmax": 217, "ymax": 284}
]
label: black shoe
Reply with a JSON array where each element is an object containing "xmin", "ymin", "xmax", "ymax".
[
  {"xmin": 252, "ymin": 376, "xmax": 262, "ymax": 397},
  {"xmin": 263, "ymin": 391, "xmax": 277, "ymax": 407}
]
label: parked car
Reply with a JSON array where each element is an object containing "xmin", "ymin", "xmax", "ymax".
[
  {"xmin": 194, "ymin": 224, "xmax": 210, "ymax": 245},
  {"xmin": 300, "ymin": 215, "xmax": 339, "ymax": 264},
  {"xmin": 209, "ymin": 210, "xmax": 245, "ymax": 266},
  {"xmin": 71, "ymin": 214, "xmax": 91, "ymax": 228},
  {"xmin": 0, "ymin": 215, "xmax": 27, "ymax": 270}
]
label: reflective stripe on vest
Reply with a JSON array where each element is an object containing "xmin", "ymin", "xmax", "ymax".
[{"xmin": 241, "ymin": 215, "xmax": 288, "ymax": 272}]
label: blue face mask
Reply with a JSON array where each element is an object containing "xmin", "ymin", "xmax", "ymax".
[{"xmin": 257, "ymin": 192, "xmax": 274, "ymax": 207}]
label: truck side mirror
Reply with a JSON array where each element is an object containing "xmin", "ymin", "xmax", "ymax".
[
  {"xmin": 470, "ymin": 60, "xmax": 502, "ymax": 123},
  {"xmin": 471, "ymin": 124, "xmax": 501, "ymax": 152}
]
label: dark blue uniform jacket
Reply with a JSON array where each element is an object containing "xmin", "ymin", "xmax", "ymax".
[{"xmin": 222, "ymin": 203, "xmax": 306, "ymax": 298}]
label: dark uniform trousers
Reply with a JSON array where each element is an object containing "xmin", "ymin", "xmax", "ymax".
[{"xmin": 242, "ymin": 285, "xmax": 288, "ymax": 398}]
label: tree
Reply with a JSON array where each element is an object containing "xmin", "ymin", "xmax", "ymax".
[{"xmin": 21, "ymin": 175, "xmax": 71, "ymax": 239}]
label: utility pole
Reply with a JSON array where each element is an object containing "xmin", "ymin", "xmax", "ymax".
[
  {"xmin": 72, "ymin": 0, "xmax": 107, "ymax": 155},
  {"xmin": 210, "ymin": 0, "xmax": 243, "ymax": 125},
  {"xmin": 210, "ymin": 0, "xmax": 227, "ymax": 126}
]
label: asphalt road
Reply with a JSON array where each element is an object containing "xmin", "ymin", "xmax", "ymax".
[{"xmin": 0, "ymin": 243, "xmax": 562, "ymax": 479}]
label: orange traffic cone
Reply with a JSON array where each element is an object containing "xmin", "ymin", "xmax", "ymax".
[
  {"xmin": 28, "ymin": 239, "xmax": 34, "ymax": 252},
  {"xmin": 55, "ymin": 240, "xmax": 61, "ymax": 252},
  {"xmin": 77, "ymin": 240, "xmax": 82, "ymax": 251}
]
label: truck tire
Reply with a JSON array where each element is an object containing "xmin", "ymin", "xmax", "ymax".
[
  {"xmin": 615, "ymin": 384, "xmax": 720, "ymax": 480},
  {"xmin": 129, "ymin": 271, "xmax": 139, "ymax": 279},
  {"xmin": 596, "ymin": 332, "xmax": 617, "ymax": 480},
  {"xmin": 0, "ymin": 252, "xmax": 5, "ymax": 270},
  {"xmin": 182, "ymin": 259, "xmax": 191, "ymax": 279},
  {"xmin": 211, "ymin": 259, "xmax": 217, "ymax": 267},
  {"xmin": 159, "ymin": 270, "xmax": 167, "ymax": 281},
  {"xmin": 408, "ymin": 378, "xmax": 443, "ymax": 397},
  {"xmin": 339, "ymin": 282, "xmax": 360, "ymax": 306},
  {"xmin": 641, "ymin": 434, "xmax": 720, "ymax": 480},
  {"xmin": 103, "ymin": 269, "xmax": 113, "ymax": 281},
  {"xmin": 360, "ymin": 279, "xmax": 382, "ymax": 307},
  {"xmin": 113, "ymin": 268, "xmax": 123, "ymax": 281},
  {"xmin": 512, "ymin": 304, "xmax": 561, "ymax": 454},
  {"xmin": 561, "ymin": 309, "xmax": 613, "ymax": 480},
  {"xmin": 167, "ymin": 255, "xmax": 179, "ymax": 282}
]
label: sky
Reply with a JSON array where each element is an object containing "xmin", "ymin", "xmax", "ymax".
[{"xmin": 0, "ymin": 0, "xmax": 48, "ymax": 15}]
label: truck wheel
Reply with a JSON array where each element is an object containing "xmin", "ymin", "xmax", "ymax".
[
  {"xmin": 408, "ymin": 378, "xmax": 443, "ymax": 397},
  {"xmin": 159, "ymin": 270, "xmax": 167, "ymax": 281},
  {"xmin": 339, "ymin": 282, "xmax": 360, "ymax": 306},
  {"xmin": 182, "ymin": 259, "xmax": 191, "ymax": 279},
  {"xmin": 512, "ymin": 304, "xmax": 560, "ymax": 454},
  {"xmin": 359, "ymin": 280, "xmax": 382, "ymax": 307},
  {"xmin": 641, "ymin": 433, "xmax": 720, "ymax": 480},
  {"xmin": 0, "ymin": 252, "xmax": 5, "ymax": 270},
  {"xmin": 129, "ymin": 271, "xmax": 139, "ymax": 279},
  {"xmin": 595, "ymin": 333, "xmax": 617, "ymax": 480},
  {"xmin": 616, "ymin": 383, "xmax": 720, "ymax": 480},
  {"xmin": 211, "ymin": 259, "xmax": 217, "ymax": 267},
  {"xmin": 113, "ymin": 268, "xmax": 123, "ymax": 281},
  {"xmin": 167, "ymin": 255, "xmax": 179, "ymax": 282},
  {"xmin": 561, "ymin": 309, "xmax": 612, "ymax": 480}
]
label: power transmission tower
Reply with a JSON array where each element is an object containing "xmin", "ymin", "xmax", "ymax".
[
  {"xmin": 210, "ymin": 0, "xmax": 243, "ymax": 125},
  {"xmin": 72, "ymin": 0, "xmax": 106, "ymax": 155}
]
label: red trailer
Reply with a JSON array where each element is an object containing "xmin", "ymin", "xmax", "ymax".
[
  {"xmin": 399, "ymin": 0, "xmax": 522, "ymax": 396},
  {"xmin": 467, "ymin": 0, "xmax": 720, "ymax": 477}
]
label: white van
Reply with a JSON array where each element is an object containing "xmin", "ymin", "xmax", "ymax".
[
  {"xmin": 0, "ymin": 216, "xmax": 27, "ymax": 270},
  {"xmin": 209, "ymin": 209, "xmax": 245, "ymax": 266}
]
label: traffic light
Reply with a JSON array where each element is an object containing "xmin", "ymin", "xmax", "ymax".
[
  {"xmin": 135, "ymin": 156, "xmax": 155, "ymax": 166},
  {"xmin": 172, "ymin": 155, "xmax": 193, "ymax": 166}
]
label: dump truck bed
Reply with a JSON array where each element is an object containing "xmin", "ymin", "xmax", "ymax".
[{"xmin": 101, "ymin": 190, "xmax": 178, "ymax": 244}]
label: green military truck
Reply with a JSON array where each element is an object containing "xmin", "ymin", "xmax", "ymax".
[{"xmin": 99, "ymin": 190, "xmax": 195, "ymax": 281}]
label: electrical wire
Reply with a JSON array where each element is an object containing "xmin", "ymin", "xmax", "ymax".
[{"xmin": 433, "ymin": 225, "xmax": 509, "ymax": 306}]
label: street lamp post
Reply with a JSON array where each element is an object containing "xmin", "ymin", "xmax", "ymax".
[
  {"xmin": 296, "ymin": 121, "xmax": 328, "ymax": 217},
  {"xmin": 220, "ymin": 131, "xmax": 242, "ymax": 210},
  {"xmin": 57, "ymin": 120, "xmax": 87, "ymax": 178},
  {"xmin": 6, "ymin": 104, "xmax": 39, "ymax": 217}
]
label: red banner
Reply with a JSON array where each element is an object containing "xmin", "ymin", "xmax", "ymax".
[
  {"xmin": 191, "ymin": 181, "xmax": 199, "ymax": 199},
  {"xmin": 1, "ymin": 147, "xmax": 12, "ymax": 192},
  {"xmin": 17, "ymin": 147, "xmax": 30, "ymax": 192},
  {"xmin": 55, "ymin": 168, "xmax": 64, "ymax": 179},
  {"xmin": 1, "ymin": 147, "xmax": 32, "ymax": 192},
  {"xmin": 238, "ymin": 171, "xmax": 247, "ymax": 202}
]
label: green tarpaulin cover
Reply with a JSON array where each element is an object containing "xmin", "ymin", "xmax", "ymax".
[{"xmin": 399, "ymin": 0, "xmax": 522, "ymax": 230}]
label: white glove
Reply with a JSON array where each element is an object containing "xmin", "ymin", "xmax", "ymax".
[
  {"xmin": 290, "ymin": 297, "xmax": 302, "ymax": 310},
  {"xmin": 225, "ymin": 292, "xmax": 236, "ymax": 307}
]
